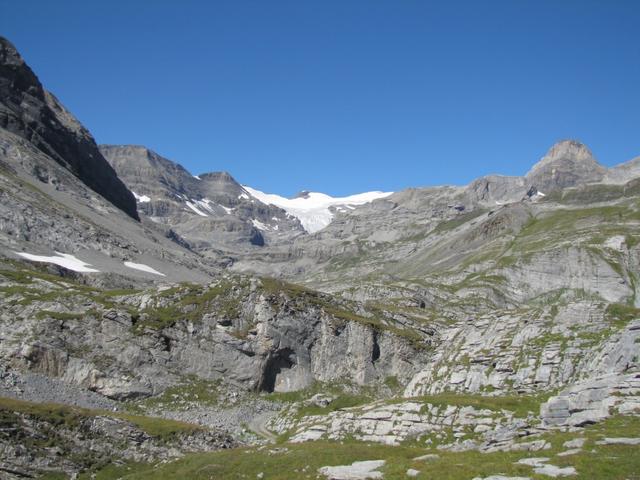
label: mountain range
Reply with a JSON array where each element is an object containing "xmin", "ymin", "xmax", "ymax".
[{"xmin": 1, "ymin": 36, "xmax": 639, "ymax": 479}]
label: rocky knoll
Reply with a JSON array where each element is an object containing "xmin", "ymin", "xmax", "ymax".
[
  {"xmin": 0, "ymin": 396, "xmax": 235, "ymax": 479},
  {"xmin": 0, "ymin": 37, "xmax": 138, "ymax": 220}
]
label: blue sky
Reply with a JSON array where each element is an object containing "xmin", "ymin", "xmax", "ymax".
[{"xmin": 2, "ymin": 0, "xmax": 639, "ymax": 197}]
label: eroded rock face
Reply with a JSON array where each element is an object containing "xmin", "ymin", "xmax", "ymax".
[
  {"xmin": 0, "ymin": 275, "xmax": 430, "ymax": 399},
  {"xmin": 404, "ymin": 310, "xmax": 640, "ymax": 398}
]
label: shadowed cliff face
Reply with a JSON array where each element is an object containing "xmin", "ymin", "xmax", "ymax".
[{"xmin": 0, "ymin": 36, "xmax": 139, "ymax": 220}]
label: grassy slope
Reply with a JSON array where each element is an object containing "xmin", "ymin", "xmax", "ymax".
[
  {"xmin": 81, "ymin": 415, "xmax": 640, "ymax": 480},
  {"xmin": 0, "ymin": 396, "xmax": 200, "ymax": 439}
]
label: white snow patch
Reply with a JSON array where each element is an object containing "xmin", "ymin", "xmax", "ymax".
[
  {"xmin": 193, "ymin": 175, "xmax": 201, "ymax": 180},
  {"xmin": 271, "ymin": 217, "xmax": 279, "ymax": 221},
  {"xmin": 185, "ymin": 201, "xmax": 208, "ymax": 217},
  {"xmin": 193, "ymin": 198, "xmax": 217, "ymax": 214},
  {"xmin": 242, "ymin": 186, "xmax": 393, "ymax": 233},
  {"xmin": 221, "ymin": 205, "xmax": 234, "ymax": 215},
  {"xmin": 124, "ymin": 261, "xmax": 166, "ymax": 277},
  {"xmin": 14, "ymin": 252, "xmax": 99, "ymax": 273},
  {"xmin": 132, "ymin": 191, "xmax": 151, "ymax": 203},
  {"xmin": 251, "ymin": 219, "xmax": 270, "ymax": 231},
  {"xmin": 238, "ymin": 193, "xmax": 250, "ymax": 200}
]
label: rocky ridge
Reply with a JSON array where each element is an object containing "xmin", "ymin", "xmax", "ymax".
[{"xmin": 100, "ymin": 145, "xmax": 306, "ymax": 252}]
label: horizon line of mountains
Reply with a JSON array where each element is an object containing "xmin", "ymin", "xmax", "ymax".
[{"xmin": 2, "ymin": 35, "xmax": 639, "ymax": 239}]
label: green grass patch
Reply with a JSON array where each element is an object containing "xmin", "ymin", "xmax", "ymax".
[
  {"xmin": 135, "ymin": 280, "xmax": 243, "ymax": 332},
  {"xmin": 132, "ymin": 377, "xmax": 222, "ymax": 412},
  {"xmin": 606, "ymin": 303, "xmax": 640, "ymax": 326},
  {"xmin": 431, "ymin": 210, "xmax": 487, "ymax": 235},
  {"xmin": 85, "ymin": 414, "xmax": 640, "ymax": 479},
  {"xmin": 35, "ymin": 310, "xmax": 91, "ymax": 320},
  {"xmin": 407, "ymin": 392, "xmax": 551, "ymax": 418},
  {"xmin": 0, "ymin": 396, "xmax": 199, "ymax": 440}
]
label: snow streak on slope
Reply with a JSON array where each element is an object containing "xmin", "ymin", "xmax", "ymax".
[
  {"xmin": 242, "ymin": 186, "xmax": 393, "ymax": 233},
  {"xmin": 15, "ymin": 252, "xmax": 99, "ymax": 273},
  {"xmin": 124, "ymin": 261, "xmax": 166, "ymax": 276}
]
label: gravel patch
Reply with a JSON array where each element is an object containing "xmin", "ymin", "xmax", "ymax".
[
  {"xmin": 0, "ymin": 365, "xmax": 119, "ymax": 411},
  {"xmin": 145, "ymin": 398, "xmax": 283, "ymax": 438}
]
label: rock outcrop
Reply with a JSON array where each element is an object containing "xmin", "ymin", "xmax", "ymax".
[{"xmin": 0, "ymin": 268, "xmax": 430, "ymax": 400}]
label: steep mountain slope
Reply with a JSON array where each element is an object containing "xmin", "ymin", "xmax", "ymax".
[
  {"xmin": 0, "ymin": 36, "xmax": 138, "ymax": 220},
  {"xmin": 0, "ymin": 39, "xmax": 231, "ymax": 285}
]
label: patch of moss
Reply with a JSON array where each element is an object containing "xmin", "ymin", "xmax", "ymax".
[
  {"xmin": 135, "ymin": 280, "xmax": 244, "ymax": 332},
  {"xmin": 431, "ymin": 209, "xmax": 487, "ymax": 235},
  {"xmin": 133, "ymin": 377, "xmax": 222, "ymax": 412},
  {"xmin": 408, "ymin": 392, "xmax": 553, "ymax": 418},
  {"xmin": 605, "ymin": 303, "xmax": 640, "ymax": 327}
]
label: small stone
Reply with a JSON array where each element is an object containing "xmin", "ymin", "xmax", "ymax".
[
  {"xmin": 516, "ymin": 457, "xmax": 549, "ymax": 467},
  {"xmin": 413, "ymin": 453, "xmax": 439, "ymax": 461},
  {"xmin": 556, "ymin": 449, "xmax": 581, "ymax": 457},
  {"xmin": 533, "ymin": 465, "xmax": 577, "ymax": 477},
  {"xmin": 562, "ymin": 438, "xmax": 585, "ymax": 449},
  {"xmin": 406, "ymin": 468, "xmax": 420, "ymax": 477},
  {"xmin": 318, "ymin": 460, "xmax": 385, "ymax": 480},
  {"xmin": 595, "ymin": 437, "xmax": 640, "ymax": 446},
  {"xmin": 472, "ymin": 476, "xmax": 531, "ymax": 480}
]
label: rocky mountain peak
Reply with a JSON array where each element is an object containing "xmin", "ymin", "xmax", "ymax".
[
  {"xmin": 0, "ymin": 36, "xmax": 44, "ymax": 100},
  {"xmin": 199, "ymin": 171, "xmax": 238, "ymax": 184},
  {"xmin": 293, "ymin": 190, "xmax": 311, "ymax": 199},
  {"xmin": 535, "ymin": 139, "xmax": 597, "ymax": 167}
]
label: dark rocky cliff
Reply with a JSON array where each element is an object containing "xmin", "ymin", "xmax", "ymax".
[{"xmin": 0, "ymin": 37, "xmax": 139, "ymax": 220}]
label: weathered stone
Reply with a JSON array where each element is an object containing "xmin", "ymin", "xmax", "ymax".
[
  {"xmin": 595, "ymin": 437, "xmax": 640, "ymax": 446},
  {"xmin": 533, "ymin": 465, "xmax": 577, "ymax": 477},
  {"xmin": 318, "ymin": 460, "xmax": 385, "ymax": 480}
]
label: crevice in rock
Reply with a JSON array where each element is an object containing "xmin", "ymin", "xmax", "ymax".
[
  {"xmin": 160, "ymin": 334, "xmax": 171, "ymax": 352},
  {"xmin": 259, "ymin": 347, "xmax": 295, "ymax": 392},
  {"xmin": 371, "ymin": 332, "xmax": 380, "ymax": 363}
]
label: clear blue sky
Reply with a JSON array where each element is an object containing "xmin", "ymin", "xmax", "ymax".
[{"xmin": 2, "ymin": 0, "xmax": 639, "ymax": 197}]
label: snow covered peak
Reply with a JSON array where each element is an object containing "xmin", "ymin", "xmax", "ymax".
[{"xmin": 241, "ymin": 186, "xmax": 393, "ymax": 233}]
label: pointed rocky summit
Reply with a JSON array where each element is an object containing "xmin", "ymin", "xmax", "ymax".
[{"xmin": 525, "ymin": 139, "xmax": 606, "ymax": 192}]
